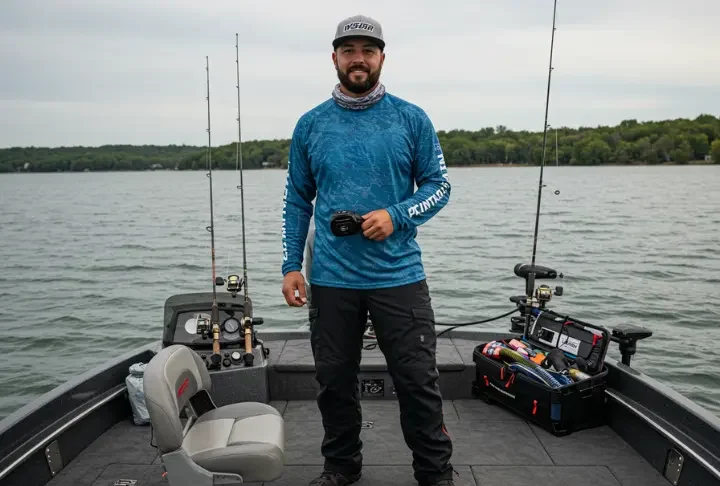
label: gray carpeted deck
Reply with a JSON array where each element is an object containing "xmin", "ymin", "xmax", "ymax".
[{"xmin": 46, "ymin": 398, "xmax": 670, "ymax": 486}]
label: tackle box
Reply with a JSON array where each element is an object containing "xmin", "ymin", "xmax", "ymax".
[{"xmin": 472, "ymin": 307, "xmax": 610, "ymax": 436}]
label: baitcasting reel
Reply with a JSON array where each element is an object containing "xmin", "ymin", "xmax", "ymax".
[
  {"xmin": 330, "ymin": 210, "xmax": 364, "ymax": 237},
  {"xmin": 535, "ymin": 283, "xmax": 563, "ymax": 308},
  {"xmin": 214, "ymin": 274, "xmax": 245, "ymax": 298},
  {"xmin": 225, "ymin": 274, "xmax": 243, "ymax": 297}
]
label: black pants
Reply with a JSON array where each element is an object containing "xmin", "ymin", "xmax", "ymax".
[{"xmin": 309, "ymin": 279, "xmax": 454, "ymax": 485}]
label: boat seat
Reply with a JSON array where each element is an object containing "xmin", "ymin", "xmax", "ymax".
[{"xmin": 143, "ymin": 344, "xmax": 285, "ymax": 485}]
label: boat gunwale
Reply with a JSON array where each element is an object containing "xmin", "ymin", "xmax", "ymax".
[{"xmin": 0, "ymin": 340, "xmax": 159, "ymax": 474}]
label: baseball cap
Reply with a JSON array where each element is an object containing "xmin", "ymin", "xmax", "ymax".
[{"xmin": 332, "ymin": 14, "xmax": 385, "ymax": 50}]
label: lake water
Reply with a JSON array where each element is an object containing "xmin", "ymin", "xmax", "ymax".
[{"xmin": 0, "ymin": 165, "xmax": 718, "ymax": 420}]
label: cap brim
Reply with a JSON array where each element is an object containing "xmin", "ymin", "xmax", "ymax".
[{"xmin": 332, "ymin": 35, "xmax": 385, "ymax": 50}]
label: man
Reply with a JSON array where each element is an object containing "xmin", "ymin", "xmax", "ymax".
[{"xmin": 281, "ymin": 14, "xmax": 455, "ymax": 486}]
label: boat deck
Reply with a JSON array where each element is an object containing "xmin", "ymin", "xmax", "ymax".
[
  {"xmin": 46, "ymin": 397, "xmax": 669, "ymax": 486},
  {"xmin": 36, "ymin": 335, "xmax": 671, "ymax": 485}
]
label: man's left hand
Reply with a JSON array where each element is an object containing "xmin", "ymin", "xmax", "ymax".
[{"xmin": 361, "ymin": 209, "xmax": 394, "ymax": 241}]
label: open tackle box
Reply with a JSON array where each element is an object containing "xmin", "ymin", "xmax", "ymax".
[{"xmin": 472, "ymin": 304, "xmax": 611, "ymax": 436}]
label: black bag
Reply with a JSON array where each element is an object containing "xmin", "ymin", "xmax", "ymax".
[{"xmin": 471, "ymin": 307, "xmax": 610, "ymax": 436}]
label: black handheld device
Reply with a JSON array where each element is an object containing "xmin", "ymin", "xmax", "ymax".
[{"xmin": 330, "ymin": 210, "xmax": 364, "ymax": 237}]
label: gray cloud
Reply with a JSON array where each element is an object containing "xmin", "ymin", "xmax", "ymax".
[{"xmin": 1, "ymin": 0, "xmax": 718, "ymax": 147}]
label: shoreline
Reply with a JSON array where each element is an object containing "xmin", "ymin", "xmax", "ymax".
[
  {"xmin": 1, "ymin": 161, "xmax": 716, "ymax": 175},
  {"xmin": 453, "ymin": 160, "xmax": 716, "ymax": 168}
]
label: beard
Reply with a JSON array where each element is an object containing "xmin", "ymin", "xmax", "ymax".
[{"xmin": 336, "ymin": 63, "xmax": 382, "ymax": 94}]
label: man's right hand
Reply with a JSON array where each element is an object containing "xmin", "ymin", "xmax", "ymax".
[{"xmin": 282, "ymin": 271, "xmax": 307, "ymax": 307}]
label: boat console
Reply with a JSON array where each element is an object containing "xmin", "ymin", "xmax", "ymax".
[{"xmin": 162, "ymin": 291, "xmax": 271, "ymax": 406}]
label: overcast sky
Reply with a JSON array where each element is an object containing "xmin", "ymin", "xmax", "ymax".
[{"xmin": 1, "ymin": 0, "xmax": 718, "ymax": 148}]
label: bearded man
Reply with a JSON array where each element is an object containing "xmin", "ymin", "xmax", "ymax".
[{"xmin": 280, "ymin": 14, "xmax": 454, "ymax": 486}]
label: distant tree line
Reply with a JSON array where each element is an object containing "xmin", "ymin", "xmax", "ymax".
[
  {"xmin": 0, "ymin": 144, "xmax": 201, "ymax": 173},
  {"xmin": 2, "ymin": 114, "xmax": 719, "ymax": 173},
  {"xmin": 440, "ymin": 114, "xmax": 720, "ymax": 166}
]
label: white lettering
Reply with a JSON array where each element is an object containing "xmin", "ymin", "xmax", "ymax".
[
  {"xmin": 406, "ymin": 151, "xmax": 451, "ymax": 219},
  {"xmin": 281, "ymin": 159, "xmax": 291, "ymax": 261},
  {"xmin": 438, "ymin": 152, "xmax": 450, "ymax": 181}
]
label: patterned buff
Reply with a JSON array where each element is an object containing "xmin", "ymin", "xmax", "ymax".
[{"xmin": 331, "ymin": 82, "xmax": 386, "ymax": 110}]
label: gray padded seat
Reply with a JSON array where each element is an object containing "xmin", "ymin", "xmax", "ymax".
[{"xmin": 143, "ymin": 344, "xmax": 285, "ymax": 485}]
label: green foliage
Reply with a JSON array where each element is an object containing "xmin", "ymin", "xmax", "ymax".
[
  {"xmin": 711, "ymin": 139, "xmax": 720, "ymax": 164},
  {"xmin": 176, "ymin": 139, "xmax": 290, "ymax": 171},
  {"xmin": 0, "ymin": 144, "xmax": 201, "ymax": 173},
  {"xmin": 2, "ymin": 114, "xmax": 719, "ymax": 173}
]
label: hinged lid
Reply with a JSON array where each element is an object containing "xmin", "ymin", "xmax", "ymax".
[{"xmin": 522, "ymin": 307, "xmax": 611, "ymax": 375}]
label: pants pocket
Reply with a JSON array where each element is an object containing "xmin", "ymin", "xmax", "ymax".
[{"xmin": 407, "ymin": 307, "xmax": 437, "ymax": 364}]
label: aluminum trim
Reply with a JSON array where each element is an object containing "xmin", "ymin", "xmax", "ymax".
[
  {"xmin": 606, "ymin": 389, "xmax": 720, "ymax": 481},
  {"xmin": 0, "ymin": 385, "xmax": 126, "ymax": 480}
]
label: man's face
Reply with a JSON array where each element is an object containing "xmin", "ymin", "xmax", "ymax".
[{"xmin": 333, "ymin": 38, "xmax": 385, "ymax": 95}]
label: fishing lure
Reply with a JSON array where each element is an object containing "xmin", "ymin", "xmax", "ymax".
[{"xmin": 507, "ymin": 363, "xmax": 554, "ymax": 387}]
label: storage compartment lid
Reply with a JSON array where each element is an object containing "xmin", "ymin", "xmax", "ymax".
[{"xmin": 522, "ymin": 307, "xmax": 610, "ymax": 375}]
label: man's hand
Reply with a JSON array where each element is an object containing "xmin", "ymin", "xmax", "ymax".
[
  {"xmin": 282, "ymin": 271, "xmax": 307, "ymax": 307},
  {"xmin": 361, "ymin": 209, "xmax": 394, "ymax": 241}
]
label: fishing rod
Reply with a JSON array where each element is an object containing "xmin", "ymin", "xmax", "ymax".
[
  {"xmin": 235, "ymin": 32, "xmax": 253, "ymax": 366},
  {"xmin": 531, "ymin": 0, "xmax": 557, "ymax": 269},
  {"xmin": 521, "ymin": 0, "xmax": 560, "ymax": 335},
  {"xmin": 199, "ymin": 55, "xmax": 223, "ymax": 370},
  {"xmin": 224, "ymin": 32, "xmax": 264, "ymax": 367}
]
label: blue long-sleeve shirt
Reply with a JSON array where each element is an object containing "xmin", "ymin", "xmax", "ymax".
[{"xmin": 281, "ymin": 92, "xmax": 451, "ymax": 289}]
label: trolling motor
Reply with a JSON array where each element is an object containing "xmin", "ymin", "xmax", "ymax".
[
  {"xmin": 610, "ymin": 324, "xmax": 653, "ymax": 366},
  {"xmin": 513, "ymin": 263, "xmax": 564, "ymax": 303}
]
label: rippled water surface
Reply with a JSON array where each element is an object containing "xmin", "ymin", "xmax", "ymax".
[{"xmin": 0, "ymin": 165, "xmax": 718, "ymax": 420}]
